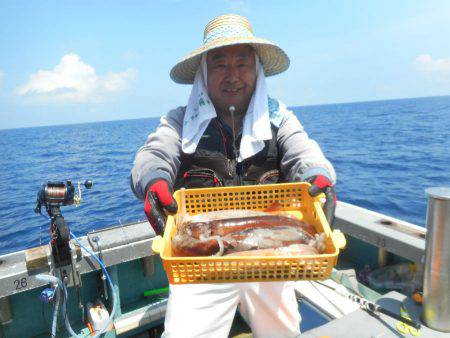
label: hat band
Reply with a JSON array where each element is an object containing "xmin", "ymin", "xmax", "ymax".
[{"xmin": 203, "ymin": 26, "xmax": 254, "ymax": 44}]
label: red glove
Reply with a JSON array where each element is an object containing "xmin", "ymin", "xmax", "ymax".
[
  {"xmin": 306, "ymin": 175, "xmax": 337, "ymax": 226},
  {"xmin": 144, "ymin": 179, "xmax": 178, "ymax": 235}
]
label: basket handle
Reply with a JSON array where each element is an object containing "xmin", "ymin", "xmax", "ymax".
[
  {"xmin": 151, "ymin": 235, "xmax": 163, "ymax": 254},
  {"xmin": 331, "ymin": 229, "xmax": 347, "ymax": 249}
]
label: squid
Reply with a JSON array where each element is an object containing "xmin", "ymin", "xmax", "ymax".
[
  {"xmin": 181, "ymin": 213, "xmax": 317, "ymax": 239},
  {"xmin": 171, "ymin": 210, "xmax": 326, "ymax": 257},
  {"xmin": 225, "ymin": 244, "xmax": 320, "ymax": 257}
]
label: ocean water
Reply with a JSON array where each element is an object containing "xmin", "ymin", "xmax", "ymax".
[{"xmin": 0, "ymin": 96, "xmax": 449, "ymax": 255}]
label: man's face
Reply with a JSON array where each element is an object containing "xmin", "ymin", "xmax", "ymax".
[{"xmin": 206, "ymin": 45, "xmax": 257, "ymax": 115}]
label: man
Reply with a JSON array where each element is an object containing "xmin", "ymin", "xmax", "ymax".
[{"xmin": 131, "ymin": 14, "xmax": 336, "ymax": 338}]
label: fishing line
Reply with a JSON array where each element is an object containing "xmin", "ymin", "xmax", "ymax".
[
  {"xmin": 38, "ymin": 212, "xmax": 51, "ymax": 246},
  {"xmin": 118, "ymin": 218, "xmax": 135, "ymax": 260},
  {"xmin": 314, "ymin": 280, "xmax": 421, "ymax": 330},
  {"xmin": 307, "ymin": 281, "xmax": 346, "ymax": 316}
]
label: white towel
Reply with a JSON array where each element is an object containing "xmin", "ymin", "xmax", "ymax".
[
  {"xmin": 181, "ymin": 54, "xmax": 216, "ymax": 154},
  {"xmin": 182, "ymin": 54, "xmax": 272, "ymax": 162}
]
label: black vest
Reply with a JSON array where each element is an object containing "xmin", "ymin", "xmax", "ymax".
[{"xmin": 174, "ymin": 118, "xmax": 283, "ymax": 189}]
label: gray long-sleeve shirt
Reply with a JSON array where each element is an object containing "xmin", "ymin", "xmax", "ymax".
[{"xmin": 131, "ymin": 102, "xmax": 336, "ymax": 200}]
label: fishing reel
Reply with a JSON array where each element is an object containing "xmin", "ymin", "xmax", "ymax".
[
  {"xmin": 35, "ymin": 180, "xmax": 93, "ymax": 214},
  {"xmin": 35, "ymin": 180, "xmax": 93, "ymax": 268}
]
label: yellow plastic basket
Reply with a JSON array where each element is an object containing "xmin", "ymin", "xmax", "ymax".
[{"xmin": 151, "ymin": 182, "xmax": 346, "ymax": 284}]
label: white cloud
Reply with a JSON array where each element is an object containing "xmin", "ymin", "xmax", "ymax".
[
  {"xmin": 17, "ymin": 54, "xmax": 137, "ymax": 102},
  {"xmin": 102, "ymin": 69, "xmax": 137, "ymax": 92},
  {"xmin": 413, "ymin": 54, "xmax": 450, "ymax": 84},
  {"xmin": 0, "ymin": 70, "xmax": 4, "ymax": 85}
]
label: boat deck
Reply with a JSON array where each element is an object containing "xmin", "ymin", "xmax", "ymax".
[{"xmin": 1, "ymin": 201, "xmax": 446, "ymax": 338}]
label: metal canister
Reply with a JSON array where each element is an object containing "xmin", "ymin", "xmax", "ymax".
[{"xmin": 422, "ymin": 187, "xmax": 450, "ymax": 332}]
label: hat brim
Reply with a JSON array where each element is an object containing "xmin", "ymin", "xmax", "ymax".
[{"xmin": 170, "ymin": 36, "xmax": 290, "ymax": 84}]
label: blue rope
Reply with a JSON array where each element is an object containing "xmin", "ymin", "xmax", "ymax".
[
  {"xmin": 70, "ymin": 231, "xmax": 117, "ymax": 338},
  {"xmin": 69, "ymin": 232, "xmax": 114, "ymax": 296}
]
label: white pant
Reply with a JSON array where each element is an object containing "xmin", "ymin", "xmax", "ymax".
[{"xmin": 162, "ymin": 282, "xmax": 301, "ymax": 338}]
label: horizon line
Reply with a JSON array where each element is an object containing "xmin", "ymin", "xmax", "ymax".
[{"xmin": 2, "ymin": 93, "xmax": 449, "ymax": 132}]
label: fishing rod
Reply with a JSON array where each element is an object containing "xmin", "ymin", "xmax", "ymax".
[{"xmin": 315, "ymin": 280, "xmax": 421, "ymax": 330}]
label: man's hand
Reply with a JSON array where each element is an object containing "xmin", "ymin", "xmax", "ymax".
[
  {"xmin": 144, "ymin": 179, "xmax": 178, "ymax": 235},
  {"xmin": 306, "ymin": 175, "xmax": 336, "ymax": 226}
]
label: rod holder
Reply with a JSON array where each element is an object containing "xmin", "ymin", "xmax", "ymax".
[
  {"xmin": 0, "ymin": 297, "xmax": 12, "ymax": 325},
  {"xmin": 143, "ymin": 256, "xmax": 155, "ymax": 277}
]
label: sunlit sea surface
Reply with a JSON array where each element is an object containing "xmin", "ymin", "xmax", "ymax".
[{"xmin": 1, "ymin": 96, "xmax": 449, "ymax": 255}]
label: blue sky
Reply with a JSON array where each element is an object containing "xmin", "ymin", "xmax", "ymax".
[{"xmin": 1, "ymin": 0, "xmax": 449, "ymax": 129}]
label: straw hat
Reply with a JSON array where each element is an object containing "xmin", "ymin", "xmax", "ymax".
[{"xmin": 170, "ymin": 14, "xmax": 290, "ymax": 84}]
